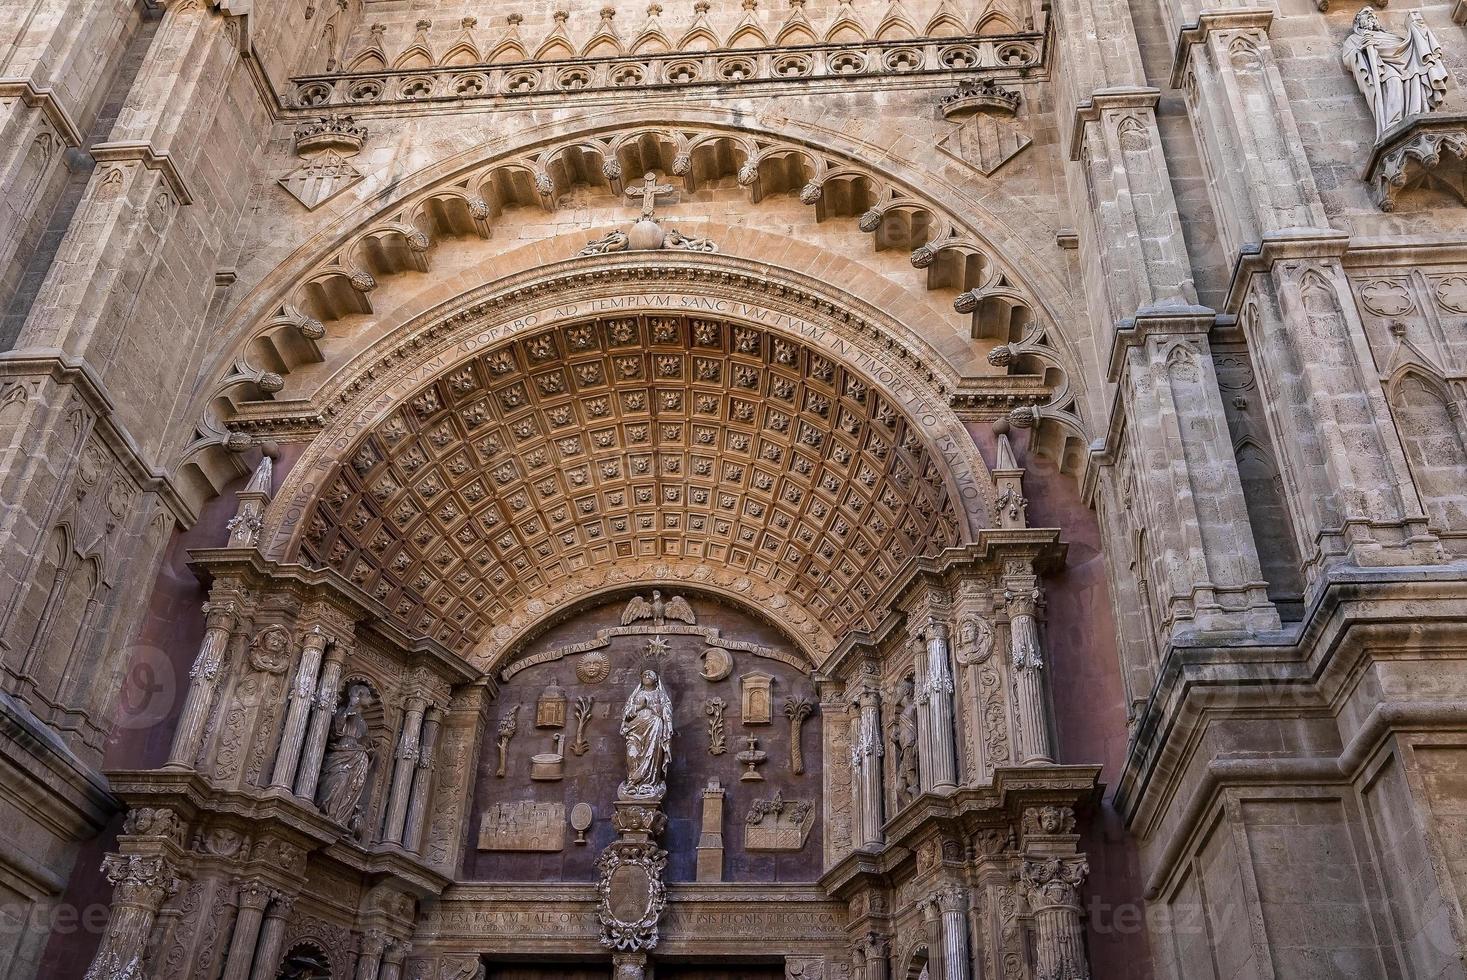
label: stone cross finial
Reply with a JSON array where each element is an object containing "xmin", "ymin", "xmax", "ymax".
[{"xmin": 626, "ymin": 172, "xmax": 677, "ymax": 218}]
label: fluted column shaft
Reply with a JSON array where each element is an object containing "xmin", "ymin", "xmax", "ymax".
[
  {"xmin": 246, "ymin": 894, "xmax": 295, "ymax": 980},
  {"xmin": 270, "ymin": 627, "xmax": 330, "ymax": 790},
  {"xmin": 354, "ymin": 931, "xmax": 386, "ymax": 980},
  {"xmin": 382, "ymin": 697, "xmax": 427, "ymax": 844},
  {"xmin": 920, "ymin": 898, "xmax": 946, "ymax": 980},
  {"xmin": 1008, "ymin": 590, "xmax": 1054, "ymax": 765},
  {"xmin": 861, "ymin": 937, "xmax": 891, "ymax": 980},
  {"xmin": 854, "ymin": 688, "xmax": 884, "ymax": 847},
  {"xmin": 166, "ymin": 600, "xmax": 237, "ymax": 768},
  {"xmin": 401, "ymin": 707, "xmax": 443, "ymax": 851},
  {"xmin": 83, "ymin": 854, "xmax": 182, "ymax": 980},
  {"xmin": 924, "ymin": 623, "xmax": 958, "ymax": 792},
  {"xmin": 220, "ymin": 880, "xmax": 273, "ymax": 980},
  {"xmin": 938, "ymin": 888, "xmax": 971, "ymax": 980},
  {"xmin": 379, "ymin": 939, "xmax": 410, "ymax": 980},
  {"xmin": 912, "ymin": 635, "xmax": 934, "ymax": 793},
  {"xmin": 1021, "ymin": 858, "xmax": 1091, "ymax": 980},
  {"xmin": 294, "ymin": 641, "xmax": 348, "ymax": 800}
]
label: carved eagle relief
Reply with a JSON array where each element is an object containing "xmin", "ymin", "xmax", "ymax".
[{"xmin": 620, "ymin": 590, "xmax": 696, "ymax": 627}]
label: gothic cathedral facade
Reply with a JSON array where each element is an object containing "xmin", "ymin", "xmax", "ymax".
[{"xmin": 0, "ymin": 0, "xmax": 1465, "ymax": 977}]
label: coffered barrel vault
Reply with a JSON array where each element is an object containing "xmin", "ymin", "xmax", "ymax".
[
  {"xmin": 295, "ymin": 314, "xmax": 963, "ymax": 659},
  {"xmin": 1, "ymin": 0, "xmax": 1465, "ymax": 978}
]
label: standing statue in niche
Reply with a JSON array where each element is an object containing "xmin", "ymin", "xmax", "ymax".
[
  {"xmin": 619, "ymin": 669, "xmax": 674, "ymax": 800},
  {"xmin": 1342, "ymin": 9, "xmax": 1448, "ymax": 138},
  {"xmin": 891, "ymin": 675, "xmax": 921, "ymax": 806},
  {"xmin": 316, "ymin": 682, "xmax": 374, "ymax": 826}
]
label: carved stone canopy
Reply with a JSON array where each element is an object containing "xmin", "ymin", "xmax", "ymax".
[
  {"xmin": 294, "ymin": 314, "xmax": 962, "ymax": 658},
  {"xmin": 1363, "ymin": 112, "xmax": 1467, "ymax": 211}
]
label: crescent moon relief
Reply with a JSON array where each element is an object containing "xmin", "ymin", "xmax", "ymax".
[{"xmin": 699, "ymin": 647, "xmax": 734, "ymax": 682}]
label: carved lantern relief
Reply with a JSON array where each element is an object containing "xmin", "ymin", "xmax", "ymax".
[{"xmin": 467, "ymin": 594, "xmax": 822, "ymax": 884}]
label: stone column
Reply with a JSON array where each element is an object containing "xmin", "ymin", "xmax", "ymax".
[
  {"xmin": 166, "ymin": 599, "xmax": 238, "ymax": 768},
  {"xmin": 353, "ymin": 930, "xmax": 387, "ymax": 980},
  {"xmin": 401, "ymin": 705, "xmax": 443, "ymax": 851},
  {"xmin": 912, "ymin": 634, "xmax": 933, "ymax": 794},
  {"xmin": 378, "ymin": 939, "xmax": 410, "ymax": 980},
  {"xmin": 246, "ymin": 893, "xmax": 295, "ymax": 980},
  {"xmin": 382, "ymin": 695, "xmax": 427, "ymax": 844},
  {"xmin": 1020, "ymin": 857, "xmax": 1091, "ymax": 980},
  {"xmin": 219, "ymin": 880, "xmax": 273, "ymax": 980},
  {"xmin": 924, "ymin": 622, "xmax": 958, "ymax": 793},
  {"xmin": 293, "ymin": 638, "xmax": 349, "ymax": 800},
  {"xmin": 82, "ymin": 853, "xmax": 182, "ymax": 980},
  {"xmin": 269, "ymin": 627, "xmax": 329, "ymax": 790},
  {"xmin": 935, "ymin": 885, "xmax": 971, "ymax": 980},
  {"xmin": 859, "ymin": 934, "xmax": 890, "ymax": 980},
  {"xmin": 919, "ymin": 895, "xmax": 946, "ymax": 980},
  {"xmin": 853, "ymin": 685, "xmax": 884, "ymax": 847},
  {"xmin": 1006, "ymin": 589, "xmax": 1053, "ymax": 766}
]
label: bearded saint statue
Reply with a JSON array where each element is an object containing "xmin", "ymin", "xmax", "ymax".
[
  {"xmin": 619, "ymin": 669, "xmax": 674, "ymax": 800},
  {"xmin": 1342, "ymin": 9, "xmax": 1449, "ymax": 139}
]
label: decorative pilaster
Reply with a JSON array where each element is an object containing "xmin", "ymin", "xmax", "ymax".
[
  {"xmin": 269, "ymin": 627, "xmax": 329, "ymax": 790},
  {"xmin": 401, "ymin": 705, "xmax": 444, "ymax": 851},
  {"xmin": 1006, "ymin": 589, "xmax": 1053, "ymax": 766},
  {"xmin": 246, "ymin": 893, "xmax": 295, "ymax": 980},
  {"xmin": 924, "ymin": 621, "xmax": 958, "ymax": 793},
  {"xmin": 354, "ymin": 929, "xmax": 387, "ymax": 980},
  {"xmin": 382, "ymin": 695, "xmax": 428, "ymax": 844},
  {"xmin": 219, "ymin": 879, "xmax": 274, "ymax": 980},
  {"xmin": 293, "ymin": 637, "xmax": 349, "ymax": 800},
  {"xmin": 166, "ymin": 599, "xmax": 238, "ymax": 768},
  {"xmin": 83, "ymin": 854, "xmax": 182, "ymax": 980},
  {"xmin": 853, "ymin": 683, "xmax": 884, "ymax": 847},
  {"xmin": 1019, "ymin": 857, "xmax": 1091, "ymax": 980}
]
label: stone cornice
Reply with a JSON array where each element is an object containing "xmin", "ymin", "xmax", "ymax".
[
  {"xmin": 287, "ymin": 33, "xmax": 1046, "ymax": 114},
  {"xmin": 1168, "ymin": 8, "xmax": 1275, "ymax": 91},
  {"xmin": 186, "ymin": 548, "xmax": 479, "ymax": 684},
  {"xmin": 0, "ymin": 349, "xmax": 197, "ymax": 526},
  {"xmin": 824, "ymin": 534, "xmax": 1067, "ymax": 679},
  {"xmin": 89, "ymin": 141, "xmax": 194, "ymax": 205},
  {"xmin": 1104, "ymin": 305, "xmax": 1217, "ymax": 385},
  {"xmin": 1067, "ymin": 85, "xmax": 1162, "ymax": 161},
  {"xmin": 819, "ymin": 765, "xmax": 1101, "ymax": 896},
  {"xmin": 0, "ymin": 77, "xmax": 84, "ymax": 146},
  {"xmin": 1116, "ymin": 568, "xmax": 1467, "ymax": 843},
  {"xmin": 1220, "ymin": 226, "xmax": 1351, "ymax": 315}
]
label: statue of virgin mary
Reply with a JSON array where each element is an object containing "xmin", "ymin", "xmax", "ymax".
[
  {"xmin": 619, "ymin": 669, "xmax": 674, "ymax": 800},
  {"xmin": 1342, "ymin": 9, "xmax": 1448, "ymax": 138}
]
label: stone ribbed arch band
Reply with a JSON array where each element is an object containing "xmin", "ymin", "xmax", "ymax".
[{"xmin": 294, "ymin": 313, "xmax": 962, "ymax": 656}]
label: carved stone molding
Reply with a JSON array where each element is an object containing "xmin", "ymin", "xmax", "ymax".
[
  {"xmin": 1362, "ymin": 112, "xmax": 1467, "ymax": 212},
  {"xmin": 290, "ymin": 35, "xmax": 1043, "ymax": 112}
]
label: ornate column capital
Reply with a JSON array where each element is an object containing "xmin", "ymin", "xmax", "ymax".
[
  {"xmin": 359, "ymin": 928, "xmax": 388, "ymax": 958},
  {"xmin": 1003, "ymin": 587, "xmax": 1040, "ymax": 620},
  {"xmin": 383, "ymin": 938, "xmax": 412, "ymax": 964},
  {"xmin": 101, "ymin": 853, "xmax": 182, "ymax": 909},
  {"xmin": 933, "ymin": 882, "xmax": 968, "ymax": 914},
  {"xmin": 201, "ymin": 598, "xmax": 239, "ymax": 631},
  {"xmin": 1019, "ymin": 856, "xmax": 1089, "ymax": 911},
  {"xmin": 267, "ymin": 891, "xmax": 296, "ymax": 919},
  {"xmin": 234, "ymin": 877, "xmax": 275, "ymax": 912}
]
